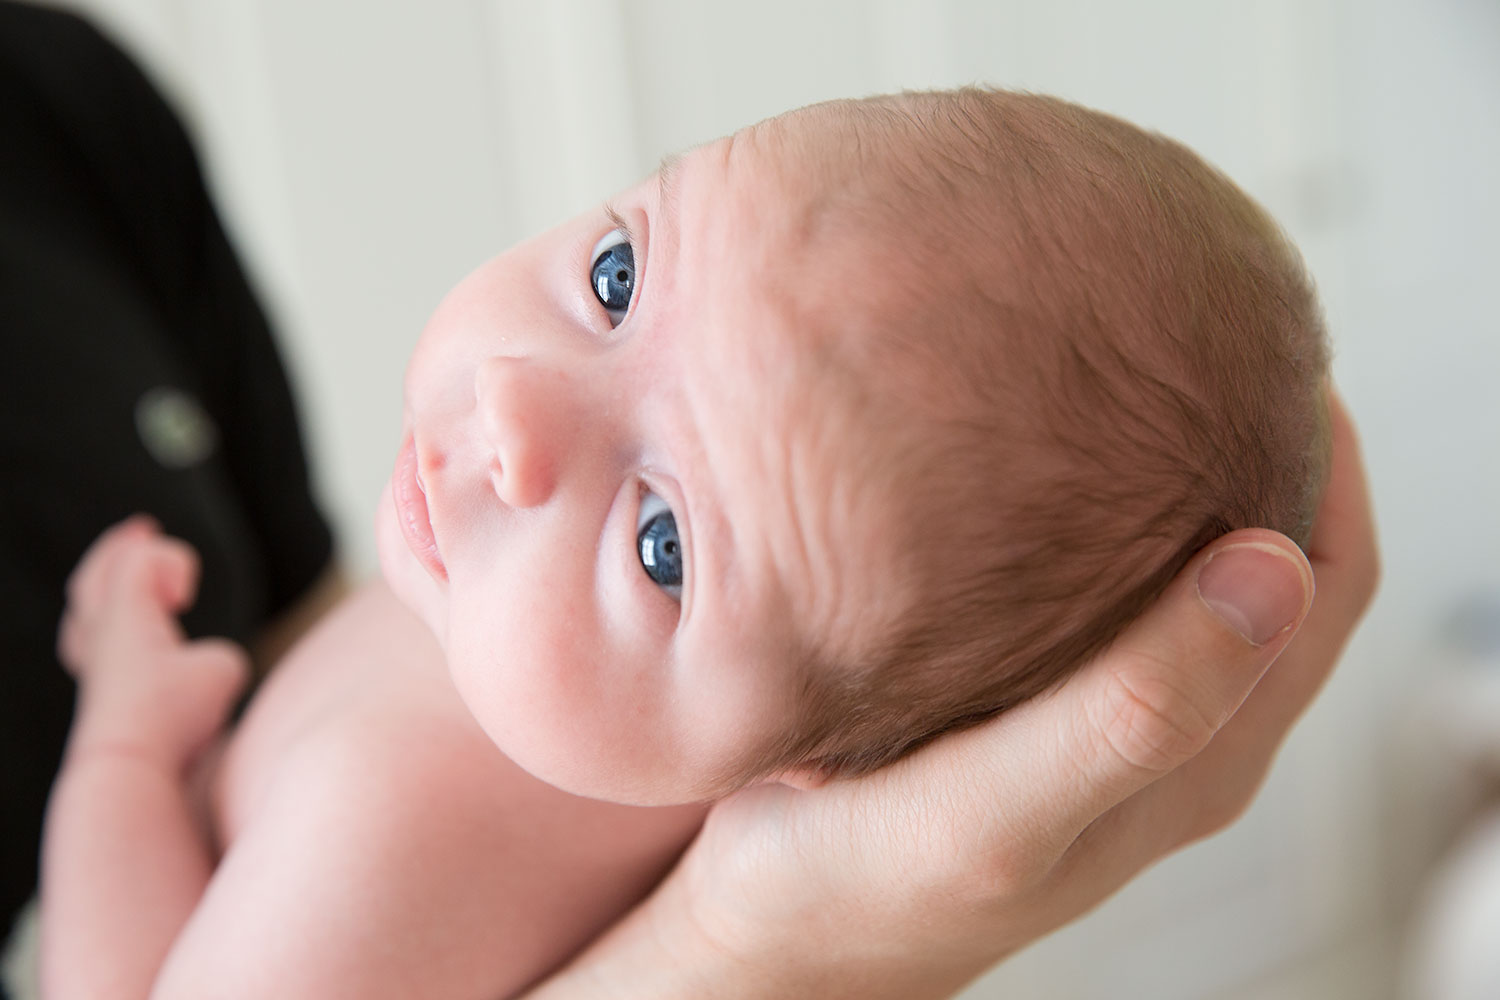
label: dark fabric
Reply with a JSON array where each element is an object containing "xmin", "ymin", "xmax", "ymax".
[{"xmin": 0, "ymin": 1, "xmax": 335, "ymax": 947}]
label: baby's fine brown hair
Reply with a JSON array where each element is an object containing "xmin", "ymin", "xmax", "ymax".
[{"xmin": 742, "ymin": 88, "xmax": 1330, "ymax": 781}]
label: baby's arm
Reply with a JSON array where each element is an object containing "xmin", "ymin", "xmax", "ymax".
[
  {"xmin": 141, "ymin": 579, "xmax": 705, "ymax": 1000},
  {"xmin": 40, "ymin": 516, "xmax": 249, "ymax": 998}
]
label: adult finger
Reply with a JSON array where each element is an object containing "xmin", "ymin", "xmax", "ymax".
[
  {"xmin": 1159, "ymin": 386, "xmax": 1377, "ymax": 799},
  {"xmin": 1062, "ymin": 387, "xmax": 1378, "ymax": 886},
  {"xmin": 934, "ymin": 528, "xmax": 1313, "ymax": 870},
  {"xmin": 1142, "ymin": 385, "xmax": 1379, "ymax": 834},
  {"xmin": 1267, "ymin": 385, "xmax": 1378, "ymax": 674}
]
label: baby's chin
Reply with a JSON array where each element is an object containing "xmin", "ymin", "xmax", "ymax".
[
  {"xmin": 373, "ymin": 484, "xmax": 448, "ymax": 643},
  {"xmin": 486, "ymin": 723, "xmax": 734, "ymax": 807},
  {"xmin": 522, "ymin": 764, "xmax": 720, "ymax": 807}
]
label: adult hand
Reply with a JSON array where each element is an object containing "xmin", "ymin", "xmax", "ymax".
[{"xmin": 527, "ymin": 388, "xmax": 1377, "ymax": 1000}]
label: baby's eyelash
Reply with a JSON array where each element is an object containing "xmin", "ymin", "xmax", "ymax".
[{"xmin": 602, "ymin": 203, "xmax": 638, "ymax": 251}]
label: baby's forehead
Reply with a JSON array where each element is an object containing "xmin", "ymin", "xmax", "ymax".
[
  {"xmin": 661, "ymin": 139, "xmax": 944, "ymax": 674},
  {"xmin": 682, "ymin": 363, "xmax": 923, "ymax": 690},
  {"xmin": 669, "ymin": 118, "xmax": 952, "ymax": 349}
]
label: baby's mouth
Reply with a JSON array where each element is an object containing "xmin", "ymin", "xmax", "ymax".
[{"xmin": 393, "ymin": 434, "xmax": 448, "ymax": 582}]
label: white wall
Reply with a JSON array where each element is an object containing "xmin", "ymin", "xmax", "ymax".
[{"xmin": 45, "ymin": 0, "xmax": 1500, "ymax": 996}]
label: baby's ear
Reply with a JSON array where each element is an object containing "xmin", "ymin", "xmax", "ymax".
[{"xmin": 769, "ymin": 765, "xmax": 832, "ymax": 791}]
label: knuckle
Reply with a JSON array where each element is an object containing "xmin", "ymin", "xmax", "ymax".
[
  {"xmin": 964, "ymin": 838, "xmax": 1056, "ymax": 908},
  {"xmin": 1190, "ymin": 771, "xmax": 1264, "ymax": 840},
  {"xmin": 112, "ymin": 536, "xmax": 179, "ymax": 597},
  {"xmin": 149, "ymin": 535, "xmax": 200, "ymax": 584},
  {"xmin": 1094, "ymin": 658, "xmax": 1218, "ymax": 776},
  {"xmin": 920, "ymin": 774, "xmax": 1058, "ymax": 905}
]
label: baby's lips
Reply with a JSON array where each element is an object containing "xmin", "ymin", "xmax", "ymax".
[{"xmin": 393, "ymin": 433, "xmax": 449, "ymax": 582}]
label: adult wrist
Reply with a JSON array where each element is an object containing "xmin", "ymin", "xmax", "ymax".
[
  {"xmin": 636, "ymin": 873, "xmax": 982, "ymax": 1000},
  {"xmin": 524, "ymin": 867, "xmax": 764, "ymax": 1000}
]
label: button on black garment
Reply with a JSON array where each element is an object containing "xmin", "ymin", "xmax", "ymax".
[{"xmin": 0, "ymin": 1, "xmax": 334, "ymax": 950}]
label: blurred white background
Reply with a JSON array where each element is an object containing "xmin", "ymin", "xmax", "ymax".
[{"xmin": 33, "ymin": 0, "xmax": 1500, "ymax": 996}]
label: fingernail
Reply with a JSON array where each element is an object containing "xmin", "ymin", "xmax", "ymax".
[{"xmin": 1196, "ymin": 543, "xmax": 1312, "ymax": 645}]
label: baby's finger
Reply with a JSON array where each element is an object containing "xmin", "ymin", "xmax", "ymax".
[
  {"xmin": 177, "ymin": 637, "xmax": 253, "ymax": 733},
  {"xmin": 65, "ymin": 514, "xmax": 158, "ymax": 613},
  {"xmin": 98, "ymin": 532, "xmax": 201, "ymax": 641},
  {"xmin": 934, "ymin": 529, "xmax": 1312, "ymax": 870},
  {"xmin": 187, "ymin": 637, "xmax": 251, "ymax": 692},
  {"xmin": 152, "ymin": 535, "xmax": 201, "ymax": 613},
  {"xmin": 56, "ymin": 607, "xmax": 88, "ymax": 675}
]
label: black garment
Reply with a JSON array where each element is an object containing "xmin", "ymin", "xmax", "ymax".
[{"xmin": 0, "ymin": 1, "xmax": 334, "ymax": 947}]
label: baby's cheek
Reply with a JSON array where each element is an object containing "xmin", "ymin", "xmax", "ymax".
[
  {"xmin": 447, "ymin": 593, "xmax": 594, "ymax": 736},
  {"xmin": 448, "ymin": 605, "xmax": 685, "ymax": 798}
]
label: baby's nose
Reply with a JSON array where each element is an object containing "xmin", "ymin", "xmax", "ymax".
[{"xmin": 474, "ymin": 355, "xmax": 565, "ymax": 508}]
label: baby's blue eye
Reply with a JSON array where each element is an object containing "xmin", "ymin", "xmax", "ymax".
[
  {"xmin": 590, "ymin": 229, "xmax": 635, "ymax": 327},
  {"xmin": 636, "ymin": 490, "xmax": 683, "ymax": 599}
]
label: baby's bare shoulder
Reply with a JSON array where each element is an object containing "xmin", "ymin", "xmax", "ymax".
[
  {"xmin": 159, "ymin": 724, "xmax": 548, "ymax": 997},
  {"xmin": 166, "ymin": 580, "xmax": 705, "ymax": 999},
  {"xmin": 213, "ymin": 578, "xmax": 528, "ymax": 853},
  {"xmin": 209, "ymin": 580, "xmax": 447, "ymax": 833}
]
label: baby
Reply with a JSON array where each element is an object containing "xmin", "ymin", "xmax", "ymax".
[{"xmin": 41, "ymin": 88, "xmax": 1328, "ymax": 998}]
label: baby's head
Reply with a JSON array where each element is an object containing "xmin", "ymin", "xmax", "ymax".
[{"xmin": 377, "ymin": 88, "xmax": 1328, "ymax": 805}]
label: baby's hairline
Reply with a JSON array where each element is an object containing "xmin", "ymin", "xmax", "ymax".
[{"xmin": 681, "ymin": 85, "xmax": 1333, "ymax": 792}]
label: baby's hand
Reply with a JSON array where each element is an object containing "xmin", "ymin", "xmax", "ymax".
[{"xmin": 57, "ymin": 515, "xmax": 249, "ymax": 769}]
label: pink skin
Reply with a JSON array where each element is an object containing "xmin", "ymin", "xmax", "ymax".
[
  {"xmin": 376, "ymin": 130, "xmax": 896, "ymax": 805},
  {"xmin": 56, "ymin": 515, "xmax": 249, "ymax": 767}
]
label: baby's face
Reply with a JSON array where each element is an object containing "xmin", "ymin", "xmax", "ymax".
[{"xmin": 377, "ymin": 123, "xmax": 908, "ymax": 804}]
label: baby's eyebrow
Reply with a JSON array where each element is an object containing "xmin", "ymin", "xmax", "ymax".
[
  {"xmin": 657, "ymin": 153, "xmax": 683, "ymax": 202},
  {"xmin": 655, "ymin": 152, "xmax": 684, "ymax": 247},
  {"xmin": 602, "ymin": 154, "xmax": 682, "ymax": 258}
]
